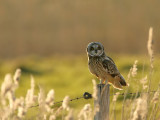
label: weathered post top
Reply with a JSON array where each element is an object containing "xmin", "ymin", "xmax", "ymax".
[{"xmin": 94, "ymin": 84, "xmax": 110, "ymax": 120}]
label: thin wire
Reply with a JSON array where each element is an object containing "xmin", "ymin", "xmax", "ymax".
[
  {"xmin": 54, "ymin": 96, "xmax": 84, "ymax": 104},
  {"xmin": 29, "ymin": 96, "xmax": 86, "ymax": 108},
  {"xmin": 29, "ymin": 90, "xmax": 157, "ymax": 108},
  {"xmin": 110, "ymin": 90, "xmax": 156, "ymax": 96}
]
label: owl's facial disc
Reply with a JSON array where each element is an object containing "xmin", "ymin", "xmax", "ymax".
[{"xmin": 87, "ymin": 42, "xmax": 104, "ymax": 57}]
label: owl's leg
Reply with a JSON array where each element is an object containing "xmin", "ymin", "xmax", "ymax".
[{"xmin": 100, "ymin": 79, "xmax": 103, "ymax": 84}]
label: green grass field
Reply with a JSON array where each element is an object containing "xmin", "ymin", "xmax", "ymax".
[{"xmin": 0, "ymin": 54, "xmax": 160, "ymax": 119}]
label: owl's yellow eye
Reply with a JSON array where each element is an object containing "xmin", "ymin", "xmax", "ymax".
[{"xmin": 90, "ymin": 47, "xmax": 94, "ymax": 51}]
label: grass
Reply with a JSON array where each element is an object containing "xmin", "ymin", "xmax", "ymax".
[{"xmin": 0, "ymin": 54, "xmax": 160, "ymax": 119}]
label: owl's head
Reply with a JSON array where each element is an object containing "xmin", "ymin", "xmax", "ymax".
[{"xmin": 87, "ymin": 42, "xmax": 105, "ymax": 57}]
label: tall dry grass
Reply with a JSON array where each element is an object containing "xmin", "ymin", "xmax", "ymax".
[{"xmin": 0, "ymin": 27, "xmax": 160, "ymax": 120}]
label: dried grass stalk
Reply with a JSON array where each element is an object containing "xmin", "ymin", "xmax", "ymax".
[
  {"xmin": 132, "ymin": 94, "xmax": 148, "ymax": 120},
  {"xmin": 131, "ymin": 60, "xmax": 138, "ymax": 77},
  {"xmin": 78, "ymin": 104, "xmax": 92, "ymax": 120},
  {"xmin": 147, "ymin": 27, "xmax": 154, "ymax": 68}
]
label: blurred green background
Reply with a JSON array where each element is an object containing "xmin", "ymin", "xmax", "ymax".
[{"xmin": 0, "ymin": 0, "xmax": 160, "ymax": 118}]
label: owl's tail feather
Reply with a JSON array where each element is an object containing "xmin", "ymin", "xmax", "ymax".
[
  {"xmin": 119, "ymin": 75, "xmax": 129, "ymax": 86},
  {"xmin": 107, "ymin": 74, "xmax": 129, "ymax": 90},
  {"xmin": 107, "ymin": 76, "xmax": 123, "ymax": 90}
]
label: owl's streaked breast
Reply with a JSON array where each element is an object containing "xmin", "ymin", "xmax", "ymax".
[{"xmin": 88, "ymin": 57, "xmax": 108, "ymax": 79}]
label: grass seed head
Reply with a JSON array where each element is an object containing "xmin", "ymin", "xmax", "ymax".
[
  {"xmin": 62, "ymin": 96, "xmax": 70, "ymax": 111},
  {"xmin": 140, "ymin": 76, "xmax": 148, "ymax": 90},
  {"xmin": 46, "ymin": 89, "xmax": 55, "ymax": 106},
  {"xmin": 131, "ymin": 60, "xmax": 138, "ymax": 77},
  {"xmin": 1, "ymin": 74, "xmax": 13, "ymax": 97},
  {"xmin": 13, "ymin": 68, "xmax": 21, "ymax": 85}
]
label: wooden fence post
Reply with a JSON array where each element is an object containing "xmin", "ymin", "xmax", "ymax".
[{"xmin": 94, "ymin": 84, "xmax": 110, "ymax": 120}]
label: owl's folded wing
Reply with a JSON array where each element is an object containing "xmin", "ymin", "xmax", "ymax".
[
  {"xmin": 102, "ymin": 57, "xmax": 128, "ymax": 87},
  {"xmin": 102, "ymin": 57, "xmax": 120, "ymax": 77}
]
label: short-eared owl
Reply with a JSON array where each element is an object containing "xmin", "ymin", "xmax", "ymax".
[{"xmin": 87, "ymin": 42, "xmax": 128, "ymax": 90}]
